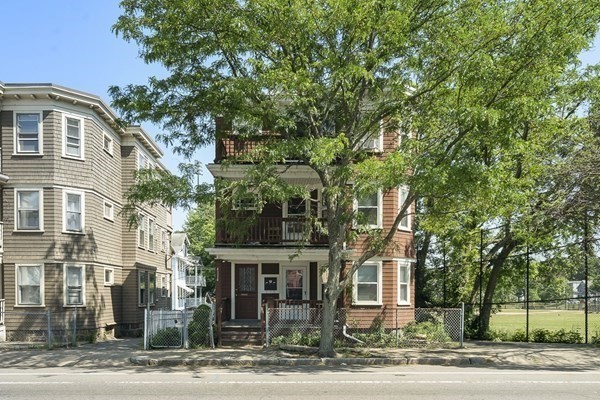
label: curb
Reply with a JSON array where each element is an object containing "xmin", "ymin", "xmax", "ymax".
[{"xmin": 129, "ymin": 356, "xmax": 492, "ymax": 367}]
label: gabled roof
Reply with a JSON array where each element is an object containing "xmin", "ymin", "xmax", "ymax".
[{"xmin": 172, "ymin": 232, "xmax": 190, "ymax": 252}]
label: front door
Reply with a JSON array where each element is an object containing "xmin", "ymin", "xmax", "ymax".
[
  {"xmin": 282, "ymin": 266, "xmax": 308, "ymax": 320},
  {"xmin": 235, "ymin": 264, "xmax": 258, "ymax": 319}
]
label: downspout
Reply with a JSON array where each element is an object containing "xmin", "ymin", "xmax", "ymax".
[{"xmin": 342, "ymin": 325, "xmax": 365, "ymax": 344}]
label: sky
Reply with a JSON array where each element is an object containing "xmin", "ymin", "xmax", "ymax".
[{"xmin": 1, "ymin": 1, "xmax": 599, "ymax": 229}]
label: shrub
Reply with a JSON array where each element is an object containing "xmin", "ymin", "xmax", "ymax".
[
  {"xmin": 271, "ymin": 330, "xmax": 320, "ymax": 347},
  {"xmin": 402, "ymin": 320, "xmax": 452, "ymax": 344},
  {"xmin": 188, "ymin": 305, "xmax": 213, "ymax": 348},
  {"xmin": 151, "ymin": 327, "xmax": 181, "ymax": 348}
]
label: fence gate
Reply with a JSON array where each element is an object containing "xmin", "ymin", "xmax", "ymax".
[{"xmin": 147, "ymin": 309, "xmax": 184, "ymax": 349}]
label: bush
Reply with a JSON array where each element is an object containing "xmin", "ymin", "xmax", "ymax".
[
  {"xmin": 485, "ymin": 328, "xmax": 582, "ymax": 344},
  {"xmin": 188, "ymin": 305, "xmax": 213, "ymax": 348},
  {"xmin": 271, "ymin": 329, "xmax": 320, "ymax": 347},
  {"xmin": 151, "ymin": 327, "xmax": 181, "ymax": 348},
  {"xmin": 402, "ymin": 320, "xmax": 452, "ymax": 344}
]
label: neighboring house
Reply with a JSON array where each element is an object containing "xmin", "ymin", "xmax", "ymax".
[
  {"xmin": 207, "ymin": 117, "xmax": 415, "ymax": 342},
  {"xmin": 0, "ymin": 81, "xmax": 173, "ymax": 339},
  {"xmin": 171, "ymin": 232, "xmax": 206, "ymax": 310}
]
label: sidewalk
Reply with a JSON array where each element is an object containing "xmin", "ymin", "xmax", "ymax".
[{"xmin": 1, "ymin": 338, "xmax": 600, "ymax": 370}]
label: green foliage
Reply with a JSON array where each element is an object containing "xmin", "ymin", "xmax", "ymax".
[
  {"xmin": 151, "ymin": 327, "xmax": 181, "ymax": 348},
  {"xmin": 184, "ymin": 202, "xmax": 217, "ymax": 293},
  {"xmin": 485, "ymin": 328, "xmax": 583, "ymax": 344},
  {"xmin": 271, "ymin": 330, "xmax": 321, "ymax": 347},
  {"xmin": 188, "ymin": 305, "xmax": 213, "ymax": 348},
  {"xmin": 111, "ymin": 0, "xmax": 600, "ymax": 354}
]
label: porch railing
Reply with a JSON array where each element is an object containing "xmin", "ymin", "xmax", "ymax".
[
  {"xmin": 217, "ymin": 217, "xmax": 328, "ymax": 245},
  {"xmin": 185, "ymin": 276, "xmax": 206, "ymax": 287}
]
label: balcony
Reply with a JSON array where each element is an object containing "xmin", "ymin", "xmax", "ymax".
[
  {"xmin": 186, "ymin": 275, "xmax": 207, "ymax": 287},
  {"xmin": 215, "ymin": 135, "xmax": 272, "ymax": 162},
  {"xmin": 216, "ymin": 217, "xmax": 328, "ymax": 246}
]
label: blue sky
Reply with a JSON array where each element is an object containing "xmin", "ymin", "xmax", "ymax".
[{"xmin": 2, "ymin": 0, "xmax": 599, "ymax": 229}]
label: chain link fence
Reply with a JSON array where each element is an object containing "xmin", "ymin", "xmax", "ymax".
[
  {"xmin": 0, "ymin": 309, "xmax": 94, "ymax": 348},
  {"xmin": 486, "ymin": 296, "xmax": 600, "ymax": 343},
  {"xmin": 144, "ymin": 304, "xmax": 216, "ymax": 349},
  {"xmin": 265, "ymin": 306, "xmax": 464, "ymax": 348}
]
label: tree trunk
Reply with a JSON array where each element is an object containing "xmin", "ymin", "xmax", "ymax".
[
  {"xmin": 478, "ymin": 238, "xmax": 518, "ymax": 335},
  {"xmin": 415, "ymin": 230, "xmax": 432, "ymax": 306},
  {"xmin": 318, "ymin": 291, "xmax": 339, "ymax": 357}
]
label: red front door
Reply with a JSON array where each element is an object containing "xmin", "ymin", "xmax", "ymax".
[{"xmin": 235, "ymin": 264, "xmax": 258, "ymax": 319}]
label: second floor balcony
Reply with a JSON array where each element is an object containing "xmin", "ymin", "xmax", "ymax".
[
  {"xmin": 216, "ymin": 217, "xmax": 328, "ymax": 246},
  {"xmin": 185, "ymin": 275, "xmax": 207, "ymax": 287}
]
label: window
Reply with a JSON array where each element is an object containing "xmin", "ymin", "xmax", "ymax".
[
  {"xmin": 360, "ymin": 121, "xmax": 384, "ymax": 152},
  {"xmin": 353, "ymin": 262, "xmax": 382, "ymax": 305},
  {"xmin": 16, "ymin": 189, "xmax": 42, "ymax": 230},
  {"xmin": 232, "ymin": 191, "xmax": 258, "ymax": 210},
  {"xmin": 161, "ymin": 230, "xmax": 167, "ymax": 253},
  {"xmin": 64, "ymin": 190, "xmax": 84, "ymax": 233},
  {"xmin": 103, "ymin": 133, "xmax": 113, "ymax": 155},
  {"xmin": 398, "ymin": 262, "xmax": 411, "ymax": 305},
  {"xmin": 398, "ymin": 187, "xmax": 411, "ymax": 231},
  {"xmin": 104, "ymin": 268, "xmax": 114, "ymax": 286},
  {"xmin": 148, "ymin": 218, "xmax": 155, "ymax": 251},
  {"xmin": 138, "ymin": 151, "xmax": 148, "ymax": 170},
  {"xmin": 15, "ymin": 112, "xmax": 42, "ymax": 154},
  {"xmin": 64, "ymin": 265, "xmax": 85, "ymax": 306},
  {"xmin": 138, "ymin": 214, "xmax": 146, "ymax": 247},
  {"xmin": 355, "ymin": 190, "xmax": 382, "ymax": 228},
  {"xmin": 139, "ymin": 270, "xmax": 156, "ymax": 306},
  {"xmin": 16, "ymin": 265, "xmax": 43, "ymax": 306},
  {"xmin": 103, "ymin": 201, "xmax": 114, "ymax": 221},
  {"xmin": 63, "ymin": 115, "xmax": 84, "ymax": 159}
]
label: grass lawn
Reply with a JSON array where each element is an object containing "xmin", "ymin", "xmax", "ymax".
[{"xmin": 489, "ymin": 308, "xmax": 600, "ymax": 333}]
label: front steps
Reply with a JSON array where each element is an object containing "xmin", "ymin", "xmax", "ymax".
[{"xmin": 220, "ymin": 320, "xmax": 262, "ymax": 346}]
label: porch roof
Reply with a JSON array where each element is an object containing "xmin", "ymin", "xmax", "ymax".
[{"xmin": 206, "ymin": 247, "xmax": 329, "ymax": 263}]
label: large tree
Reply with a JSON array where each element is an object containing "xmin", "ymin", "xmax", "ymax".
[{"xmin": 111, "ymin": 0, "xmax": 600, "ymax": 355}]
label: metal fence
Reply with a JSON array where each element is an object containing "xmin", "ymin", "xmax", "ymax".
[
  {"xmin": 144, "ymin": 304, "xmax": 216, "ymax": 350},
  {"xmin": 485, "ymin": 296, "xmax": 600, "ymax": 343},
  {"xmin": 0, "ymin": 309, "xmax": 93, "ymax": 348},
  {"xmin": 265, "ymin": 306, "xmax": 464, "ymax": 348}
]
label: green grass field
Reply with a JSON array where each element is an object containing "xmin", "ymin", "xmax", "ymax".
[{"xmin": 489, "ymin": 308, "xmax": 600, "ymax": 333}]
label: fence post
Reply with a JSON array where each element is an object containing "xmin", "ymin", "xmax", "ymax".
[
  {"xmin": 265, "ymin": 304, "xmax": 270, "ymax": 347},
  {"xmin": 460, "ymin": 303, "xmax": 464, "ymax": 348},
  {"xmin": 182, "ymin": 309, "xmax": 188, "ymax": 349},
  {"xmin": 395, "ymin": 307, "xmax": 399, "ymax": 347},
  {"xmin": 47, "ymin": 310, "xmax": 52, "ymax": 350},
  {"xmin": 143, "ymin": 308, "xmax": 148, "ymax": 350}
]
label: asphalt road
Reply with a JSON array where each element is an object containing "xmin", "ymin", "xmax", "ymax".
[{"xmin": 1, "ymin": 366, "xmax": 599, "ymax": 399}]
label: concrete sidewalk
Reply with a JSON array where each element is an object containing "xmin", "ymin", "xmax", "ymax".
[{"xmin": 1, "ymin": 338, "xmax": 600, "ymax": 370}]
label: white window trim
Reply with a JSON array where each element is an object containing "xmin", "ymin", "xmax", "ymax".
[
  {"xmin": 14, "ymin": 188, "xmax": 44, "ymax": 232},
  {"xmin": 398, "ymin": 186, "xmax": 412, "ymax": 232},
  {"xmin": 104, "ymin": 267, "xmax": 115, "ymax": 286},
  {"xmin": 62, "ymin": 113, "xmax": 85, "ymax": 160},
  {"xmin": 63, "ymin": 264, "xmax": 86, "ymax": 307},
  {"xmin": 353, "ymin": 261, "xmax": 383, "ymax": 306},
  {"xmin": 15, "ymin": 264, "xmax": 45, "ymax": 307},
  {"xmin": 354, "ymin": 189, "xmax": 383, "ymax": 229},
  {"xmin": 232, "ymin": 188, "xmax": 259, "ymax": 211},
  {"xmin": 397, "ymin": 261, "xmax": 411, "ymax": 305},
  {"xmin": 102, "ymin": 132, "xmax": 114, "ymax": 156},
  {"xmin": 360, "ymin": 121, "xmax": 384, "ymax": 152},
  {"xmin": 63, "ymin": 189, "xmax": 85, "ymax": 234},
  {"xmin": 13, "ymin": 111, "xmax": 43, "ymax": 155},
  {"xmin": 138, "ymin": 213, "xmax": 146, "ymax": 248},
  {"xmin": 137, "ymin": 149, "xmax": 148, "ymax": 170},
  {"xmin": 148, "ymin": 218, "xmax": 155, "ymax": 252},
  {"xmin": 103, "ymin": 200, "xmax": 114, "ymax": 221}
]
